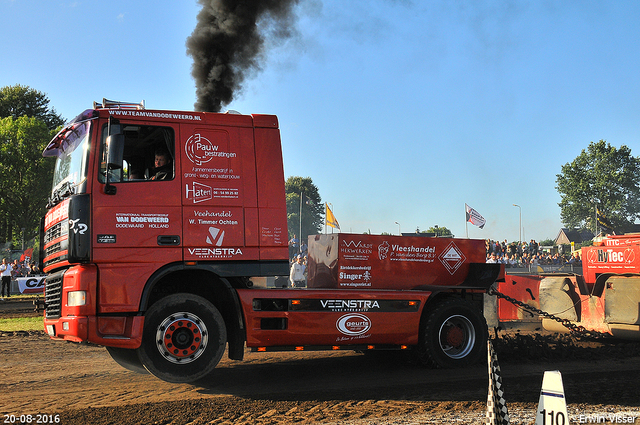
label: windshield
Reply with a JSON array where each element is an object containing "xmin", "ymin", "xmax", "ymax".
[{"xmin": 46, "ymin": 118, "xmax": 93, "ymax": 203}]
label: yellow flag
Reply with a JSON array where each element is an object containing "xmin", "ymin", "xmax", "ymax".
[{"xmin": 326, "ymin": 203, "xmax": 340, "ymax": 229}]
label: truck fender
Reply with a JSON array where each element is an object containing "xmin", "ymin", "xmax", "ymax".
[
  {"xmin": 138, "ymin": 263, "xmax": 246, "ymax": 361},
  {"xmin": 416, "ymin": 297, "xmax": 487, "ymax": 368}
]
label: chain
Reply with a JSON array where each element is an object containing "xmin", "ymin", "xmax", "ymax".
[{"xmin": 487, "ymin": 288, "xmax": 611, "ymax": 339}]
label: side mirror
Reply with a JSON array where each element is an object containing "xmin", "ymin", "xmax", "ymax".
[
  {"xmin": 104, "ymin": 134, "xmax": 124, "ymax": 195},
  {"xmin": 106, "ymin": 134, "xmax": 124, "ymax": 169}
]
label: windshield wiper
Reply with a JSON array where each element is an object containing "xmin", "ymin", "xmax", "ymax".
[{"xmin": 47, "ymin": 181, "xmax": 76, "ymax": 208}]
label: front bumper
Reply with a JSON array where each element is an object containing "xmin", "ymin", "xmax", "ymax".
[{"xmin": 44, "ymin": 315, "xmax": 144, "ymax": 349}]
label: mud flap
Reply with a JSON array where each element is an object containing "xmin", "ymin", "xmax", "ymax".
[{"xmin": 462, "ymin": 263, "xmax": 503, "ymax": 290}]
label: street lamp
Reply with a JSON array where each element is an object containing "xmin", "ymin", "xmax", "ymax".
[
  {"xmin": 513, "ymin": 204, "xmax": 521, "ymax": 248},
  {"xmin": 299, "ymin": 192, "xmax": 304, "ymax": 247},
  {"xmin": 395, "ymin": 221, "xmax": 401, "ymax": 236}
]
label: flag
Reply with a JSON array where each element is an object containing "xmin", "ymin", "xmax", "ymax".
[
  {"xmin": 20, "ymin": 248, "xmax": 33, "ymax": 263},
  {"xmin": 326, "ymin": 203, "xmax": 340, "ymax": 230},
  {"xmin": 486, "ymin": 338, "xmax": 509, "ymax": 425},
  {"xmin": 596, "ymin": 208, "xmax": 615, "ymax": 234},
  {"xmin": 466, "ymin": 204, "xmax": 486, "ymax": 229}
]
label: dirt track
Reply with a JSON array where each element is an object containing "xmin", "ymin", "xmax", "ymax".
[{"xmin": 2, "ymin": 299, "xmax": 640, "ymax": 424}]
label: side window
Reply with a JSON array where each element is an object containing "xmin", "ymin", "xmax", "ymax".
[{"xmin": 99, "ymin": 124, "xmax": 175, "ymax": 182}]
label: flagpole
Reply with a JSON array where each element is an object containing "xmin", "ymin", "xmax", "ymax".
[
  {"xmin": 299, "ymin": 192, "xmax": 303, "ymax": 245},
  {"xmin": 465, "ymin": 204, "xmax": 469, "ymax": 238},
  {"xmin": 325, "ymin": 203, "xmax": 328, "ymax": 235}
]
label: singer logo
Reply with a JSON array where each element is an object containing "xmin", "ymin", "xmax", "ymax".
[
  {"xmin": 206, "ymin": 227, "xmax": 225, "ymax": 246},
  {"xmin": 186, "ymin": 182, "xmax": 212, "ymax": 203}
]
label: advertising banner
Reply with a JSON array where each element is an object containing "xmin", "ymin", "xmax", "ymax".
[
  {"xmin": 17, "ymin": 276, "xmax": 45, "ymax": 294},
  {"xmin": 307, "ymin": 234, "xmax": 486, "ymax": 290}
]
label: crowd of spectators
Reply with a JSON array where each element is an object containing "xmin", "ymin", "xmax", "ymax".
[
  {"xmin": 485, "ymin": 239, "xmax": 582, "ymax": 267},
  {"xmin": 288, "ymin": 235, "xmax": 309, "ymax": 287},
  {"xmin": 0, "ymin": 257, "xmax": 42, "ymax": 298}
]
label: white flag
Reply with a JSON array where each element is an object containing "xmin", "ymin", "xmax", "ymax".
[{"xmin": 466, "ymin": 204, "xmax": 486, "ymax": 229}]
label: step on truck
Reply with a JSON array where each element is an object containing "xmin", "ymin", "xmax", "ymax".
[{"xmin": 40, "ymin": 99, "xmax": 502, "ymax": 383}]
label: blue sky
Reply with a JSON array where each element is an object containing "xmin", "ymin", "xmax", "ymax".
[{"xmin": 3, "ymin": 0, "xmax": 640, "ymax": 242}]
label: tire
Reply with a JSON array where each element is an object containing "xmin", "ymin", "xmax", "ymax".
[
  {"xmin": 137, "ymin": 294, "xmax": 227, "ymax": 383},
  {"xmin": 106, "ymin": 346, "xmax": 149, "ymax": 375},
  {"xmin": 417, "ymin": 298, "xmax": 487, "ymax": 368}
]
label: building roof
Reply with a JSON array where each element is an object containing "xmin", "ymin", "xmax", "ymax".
[{"xmin": 555, "ymin": 228, "xmax": 594, "ymax": 245}]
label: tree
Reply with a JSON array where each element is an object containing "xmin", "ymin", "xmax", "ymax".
[
  {"xmin": 0, "ymin": 116, "xmax": 56, "ymax": 242},
  {"xmin": 0, "ymin": 85, "xmax": 64, "ymax": 131},
  {"xmin": 285, "ymin": 176, "xmax": 324, "ymax": 241},
  {"xmin": 0, "ymin": 85, "xmax": 63, "ymax": 245},
  {"xmin": 539, "ymin": 239, "xmax": 555, "ymax": 247},
  {"xmin": 421, "ymin": 226, "xmax": 454, "ymax": 237},
  {"xmin": 556, "ymin": 140, "xmax": 640, "ymax": 234}
]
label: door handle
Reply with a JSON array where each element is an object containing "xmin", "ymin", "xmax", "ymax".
[{"xmin": 157, "ymin": 235, "xmax": 180, "ymax": 245}]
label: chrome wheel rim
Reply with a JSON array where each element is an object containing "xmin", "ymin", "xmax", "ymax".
[
  {"xmin": 155, "ymin": 312, "xmax": 208, "ymax": 364},
  {"xmin": 438, "ymin": 314, "xmax": 475, "ymax": 359}
]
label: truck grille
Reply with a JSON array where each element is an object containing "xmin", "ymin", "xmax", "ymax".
[
  {"xmin": 43, "ymin": 219, "xmax": 69, "ymax": 268},
  {"xmin": 45, "ymin": 271, "xmax": 65, "ymax": 319},
  {"xmin": 44, "ymin": 220, "xmax": 64, "ymax": 244}
]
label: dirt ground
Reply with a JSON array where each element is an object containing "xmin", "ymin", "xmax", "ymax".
[{"xmin": 2, "ymin": 298, "xmax": 640, "ymax": 425}]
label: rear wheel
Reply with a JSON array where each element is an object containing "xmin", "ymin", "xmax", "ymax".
[
  {"xmin": 417, "ymin": 298, "xmax": 487, "ymax": 368},
  {"xmin": 137, "ymin": 294, "xmax": 227, "ymax": 383}
]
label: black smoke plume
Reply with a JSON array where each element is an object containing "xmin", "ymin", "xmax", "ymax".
[{"xmin": 187, "ymin": 0, "xmax": 300, "ymax": 112}]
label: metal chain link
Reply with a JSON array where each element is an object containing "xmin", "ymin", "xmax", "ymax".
[{"xmin": 487, "ymin": 288, "xmax": 611, "ymax": 339}]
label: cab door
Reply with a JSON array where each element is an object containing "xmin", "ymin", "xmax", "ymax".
[{"xmin": 91, "ymin": 121, "xmax": 182, "ymax": 314}]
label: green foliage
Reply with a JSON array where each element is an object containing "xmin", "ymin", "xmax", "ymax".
[
  {"xmin": 0, "ymin": 85, "xmax": 64, "ymax": 131},
  {"xmin": 0, "ymin": 85, "xmax": 62, "ymax": 244},
  {"xmin": 422, "ymin": 225, "xmax": 454, "ymax": 237},
  {"xmin": 556, "ymin": 140, "xmax": 640, "ymax": 233},
  {"xmin": 0, "ymin": 116, "xmax": 56, "ymax": 241},
  {"xmin": 285, "ymin": 176, "xmax": 324, "ymax": 240},
  {"xmin": 580, "ymin": 240, "xmax": 594, "ymax": 248}
]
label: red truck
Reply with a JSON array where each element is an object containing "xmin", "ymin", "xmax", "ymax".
[
  {"xmin": 489, "ymin": 234, "xmax": 640, "ymax": 340},
  {"xmin": 40, "ymin": 100, "xmax": 501, "ymax": 383}
]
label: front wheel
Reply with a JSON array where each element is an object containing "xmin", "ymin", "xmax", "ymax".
[
  {"xmin": 137, "ymin": 294, "xmax": 227, "ymax": 383},
  {"xmin": 417, "ymin": 298, "xmax": 487, "ymax": 368}
]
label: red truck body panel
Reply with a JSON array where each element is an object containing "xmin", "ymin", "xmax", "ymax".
[
  {"xmin": 582, "ymin": 235, "xmax": 640, "ymax": 285},
  {"xmin": 307, "ymin": 234, "xmax": 487, "ymax": 290},
  {"xmin": 236, "ymin": 234, "xmax": 492, "ymax": 349},
  {"xmin": 238, "ymin": 288, "xmax": 427, "ymax": 347},
  {"xmin": 496, "ymin": 274, "xmax": 543, "ymax": 323}
]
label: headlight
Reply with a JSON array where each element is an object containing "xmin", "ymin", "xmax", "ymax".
[{"xmin": 67, "ymin": 291, "xmax": 86, "ymax": 306}]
